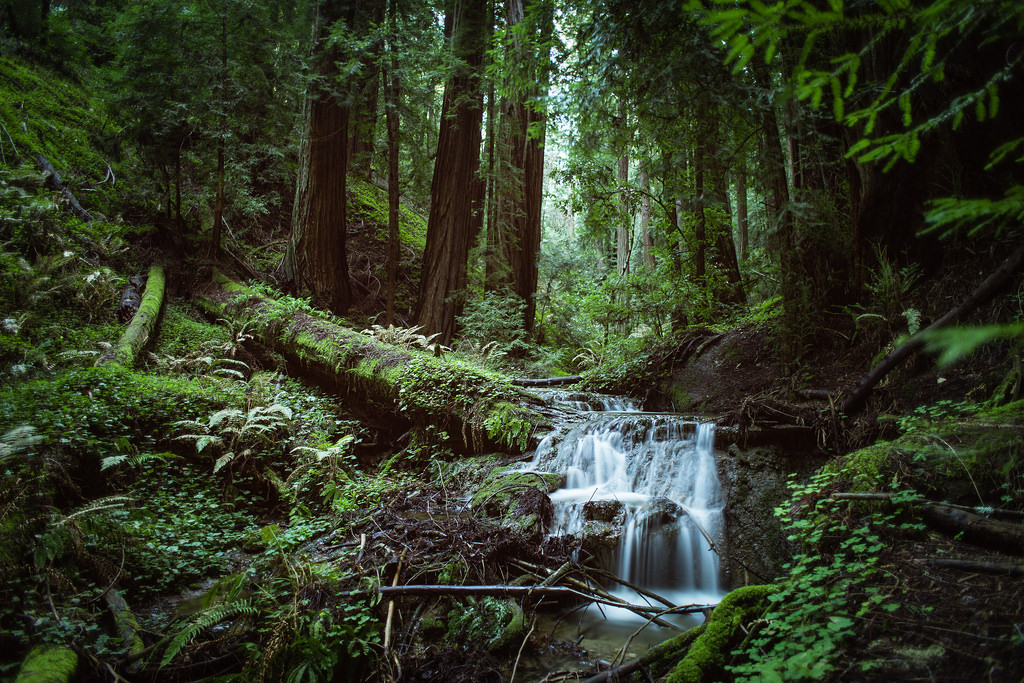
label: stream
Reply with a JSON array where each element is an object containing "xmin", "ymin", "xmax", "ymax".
[{"xmin": 520, "ymin": 390, "xmax": 727, "ymax": 671}]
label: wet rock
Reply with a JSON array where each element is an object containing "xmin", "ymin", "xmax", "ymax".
[
  {"xmin": 582, "ymin": 499, "xmax": 626, "ymax": 524},
  {"xmin": 581, "ymin": 519, "xmax": 622, "ymax": 553},
  {"xmin": 639, "ymin": 497, "xmax": 685, "ymax": 526}
]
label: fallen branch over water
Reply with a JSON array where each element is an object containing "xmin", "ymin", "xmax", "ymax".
[{"xmin": 373, "ymin": 584, "xmax": 715, "ymax": 619}]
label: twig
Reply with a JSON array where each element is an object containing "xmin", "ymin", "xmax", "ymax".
[
  {"xmin": 509, "ymin": 616, "xmax": 536, "ymax": 683},
  {"xmin": 383, "ymin": 550, "xmax": 406, "ymax": 653}
]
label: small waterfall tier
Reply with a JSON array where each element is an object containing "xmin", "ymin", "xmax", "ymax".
[{"xmin": 525, "ymin": 398, "xmax": 725, "ymax": 605}]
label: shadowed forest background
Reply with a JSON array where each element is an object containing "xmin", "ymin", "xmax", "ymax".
[{"xmin": 1, "ymin": 0, "xmax": 1023, "ymax": 680}]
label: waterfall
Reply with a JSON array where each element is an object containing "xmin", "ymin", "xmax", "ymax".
[{"xmin": 527, "ymin": 393, "xmax": 725, "ymax": 607}]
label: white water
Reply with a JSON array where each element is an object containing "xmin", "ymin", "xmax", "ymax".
[{"xmin": 526, "ymin": 394, "xmax": 726, "ymax": 616}]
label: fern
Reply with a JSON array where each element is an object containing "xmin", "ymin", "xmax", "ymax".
[
  {"xmin": 160, "ymin": 599, "xmax": 258, "ymax": 667},
  {"xmin": 100, "ymin": 451, "xmax": 179, "ymax": 471}
]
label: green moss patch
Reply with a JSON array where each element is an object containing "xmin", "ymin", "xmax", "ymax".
[{"xmin": 667, "ymin": 584, "xmax": 774, "ymax": 683}]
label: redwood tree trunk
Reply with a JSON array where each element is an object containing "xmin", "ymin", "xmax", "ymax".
[
  {"xmin": 384, "ymin": 6, "xmax": 401, "ymax": 325},
  {"xmin": 278, "ymin": 2, "xmax": 352, "ymax": 314},
  {"xmin": 416, "ymin": 0, "xmax": 489, "ymax": 345}
]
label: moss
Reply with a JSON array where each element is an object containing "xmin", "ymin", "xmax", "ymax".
[
  {"xmin": 975, "ymin": 398, "xmax": 1024, "ymax": 425},
  {"xmin": 153, "ymin": 303, "xmax": 231, "ymax": 358},
  {"xmin": 825, "ymin": 441, "xmax": 896, "ymax": 492},
  {"xmin": 666, "ymin": 584, "xmax": 774, "ymax": 683},
  {"xmin": 14, "ymin": 644, "xmax": 78, "ymax": 683},
  {"xmin": 628, "ymin": 624, "xmax": 707, "ymax": 682},
  {"xmin": 348, "ymin": 179, "xmax": 428, "ymax": 255},
  {"xmin": 446, "ymin": 597, "xmax": 524, "ymax": 652},
  {"xmin": 103, "ymin": 265, "xmax": 165, "ymax": 368}
]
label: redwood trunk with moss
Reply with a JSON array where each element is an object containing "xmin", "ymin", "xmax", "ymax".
[
  {"xmin": 194, "ymin": 270, "xmax": 546, "ymax": 454},
  {"xmin": 98, "ymin": 265, "xmax": 165, "ymax": 368}
]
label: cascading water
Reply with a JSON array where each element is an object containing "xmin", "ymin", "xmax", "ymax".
[{"xmin": 525, "ymin": 391, "xmax": 726, "ymax": 654}]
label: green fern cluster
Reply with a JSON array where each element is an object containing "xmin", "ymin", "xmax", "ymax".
[
  {"xmin": 175, "ymin": 403, "xmax": 293, "ymax": 474},
  {"xmin": 361, "ymin": 323, "xmax": 449, "ymax": 352}
]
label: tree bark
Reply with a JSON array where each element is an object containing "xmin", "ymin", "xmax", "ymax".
[
  {"xmin": 97, "ymin": 265, "xmax": 165, "ymax": 368},
  {"xmin": 832, "ymin": 491, "xmax": 1024, "ymax": 554},
  {"xmin": 736, "ymin": 168, "xmax": 748, "ymax": 261},
  {"xmin": 841, "ymin": 243, "xmax": 1024, "ymax": 415},
  {"xmin": 384, "ymin": 4, "xmax": 401, "ymax": 326},
  {"xmin": 488, "ymin": 0, "xmax": 552, "ymax": 332},
  {"xmin": 639, "ymin": 166, "xmax": 655, "ymax": 268},
  {"xmin": 277, "ymin": 1, "xmax": 353, "ymax": 314},
  {"xmin": 195, "ymin": 270, "xmax": 546, "ymax": 454},
  {"xmin": 416, "ymin": 0, "xmax": 489, "ymax": 345}
]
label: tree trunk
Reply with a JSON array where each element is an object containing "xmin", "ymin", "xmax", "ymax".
[
  {"xmin": 488, "ymin": 0, "xmax": 552, "ymax": 332},
  {"xmin": 97, "ymin": 265, "xmax": 165, "ymax": 368},
  {"xmin": 415, "ymin": 0, "xmax": 489, "ymax": 345},
  {"xmin": 639, "ymin": 166, "xmax": 655, "ymax": 268},
  {"xmin": 736, "ymin": 168, "xmax": 748, "ymax": 261},
  {"xmin": 210, "ymin": 12, "xmax": 227, "ymax": 258},
  {"xmin": 384, "ymin": 4, "xmax": 401, "ymax": 326},
  {"xmin": 277, "ymin": 1, "xmax": 352, "ymax": 314},
  {"xmin": 615, "ymin": 115, "xmax": 631, "ymax": 278}
]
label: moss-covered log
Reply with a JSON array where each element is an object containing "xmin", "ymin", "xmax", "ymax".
[
  {"xmin": 666, "ymin": 584, "xmax": 773, "ymax": 683},
  {"xmin": 14, "ymin": 644, "xmax": 78, "ymax": 683},
  {"xmin": 98, "ymin": 265, "xmax": 165, "ymax": 368},
  {"xmin": 193, "ymin": 270, "xmax": 548, "ymax": 454}
]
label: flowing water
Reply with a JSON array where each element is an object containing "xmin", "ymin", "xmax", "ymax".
[{"xmin": 522, "ymin": 391, "xmax": 727, "ymax": 668}]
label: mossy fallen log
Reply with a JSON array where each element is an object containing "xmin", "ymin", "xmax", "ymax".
[
  {"xmin": 102, "ymin": 588, "xmax": 145, "ymax": 672},
  {"xmin": 193, "ymin": 270, "xmax": 547, "ymax": 453},
  {"xmin": 98, "ymin": 264, "xmax": 165, "ymax": 368},
  {"xmin": 585, "ymin": 584, "xmax": 772, "ymax": 683},
  {"xmin": 14, "ymin": 644, "xmax": 78, "ymax": 683}
]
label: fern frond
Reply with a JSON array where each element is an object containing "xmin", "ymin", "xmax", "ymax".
[{"xmin": 160, "ymin": 599, "xmax": 257, "ymax": 667}]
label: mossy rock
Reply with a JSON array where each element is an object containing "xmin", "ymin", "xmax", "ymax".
[
  {"xmin": 471, "ymin": 468, "xmax": 562, "ymax": 539},
  {"xmin": 666, "ymin": 584, "xmax": 774, "ymax": 683},
  {"xmin": 15, "ymin": 644, "xmax": 78, "ymax": 683},
  {"xmin": 446, "ymin": 597, "xmax": 525, "ymax": 652}
]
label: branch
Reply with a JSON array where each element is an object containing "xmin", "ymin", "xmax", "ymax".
[
  {"xmin": 842, "ymin": 243, "xmax": 1024, "ymax": 415},
  {"xmin": 919, "ymin": 558, "xmax": 1024, "ymax": 577},
  {"xmin": 37, "ymin": 154, "xmax": 93, "ymax": 223}
]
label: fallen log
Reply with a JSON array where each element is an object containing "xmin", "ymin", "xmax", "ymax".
[
  {"xmin": 831, "ymin": 492, "xmax": 1024, "ymax": 555},
  {"xmin": 583, "ymin": 584, "xmax": 773, "ymax": 683},
  {"xmin": 193, "ymin": 270, "xmax": 547, "ymax": 453},
  {"xmin": 98, "ymin": 265, "xmax": 165, "ymax": 368},
  {"xmin": 37, "ymin": 154, "xmax": 93, "ymax": 223},
  {"xmin": 511, "ymin": 375, "xmax": 582, "ymax": 387},
  {"xmin": 919, "ymin": 558, "xmax": 1024, "ymax": 577},
  {"xmin": 102, "ymin": 588, "xmax": 145, "ymax": 673},
  {"xmin": 842, "ymin": 243, "xmax": 1024, "ymax": 416},
  {"xmin": 14, "ymin": 644, "xmax": 78, "ymax": 683},
  {"xmin": 116, "ymin": 274, "xmax": 147, "ymax": 322}
]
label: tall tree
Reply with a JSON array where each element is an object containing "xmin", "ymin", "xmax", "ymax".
[
  {"xmin": 277, "ymin": 0, "xmax": 354, "ymax": 313},
  {"xmin": 415, "ymin": 0, "xmax": 490, "ymax": 344},
  {"xmin": 488, "ymin": 0, "xmax": 554, "ymax": 331}
]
